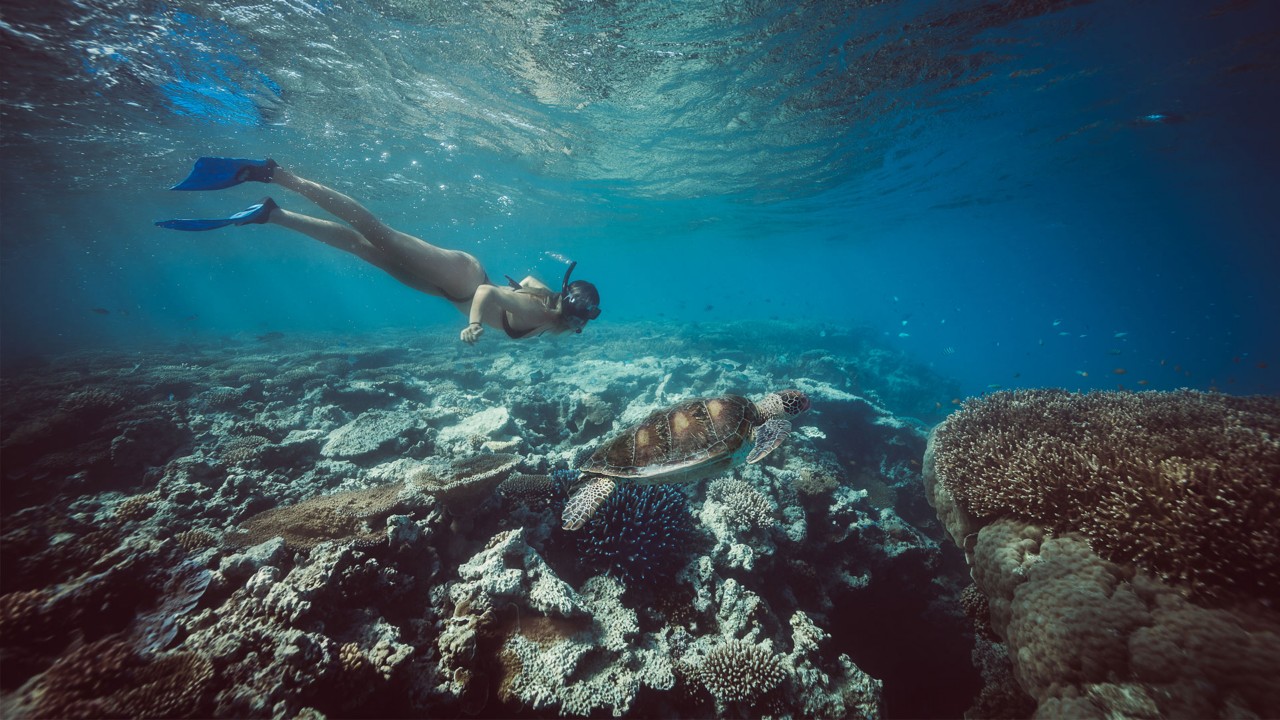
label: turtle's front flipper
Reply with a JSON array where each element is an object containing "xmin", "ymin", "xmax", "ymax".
[
  {"xmin": 746, "ymin": 418, "xmax": 792, "ymax": 464},
  {"xmin": 562, "ymin": 476, "xmax": 617, "ymax": 530}
]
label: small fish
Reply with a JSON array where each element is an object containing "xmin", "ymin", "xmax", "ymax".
[
  {"xmin": 1113, "ymin": 368, "xmax": 1127, "ymax": 375},
  {"xmin": 1258, "ymin": 362, "xmax": 1269, "ymax": 370},
  {"xmin": 1107, "ymin": 349, "xmax": 1123, "ymax": 356},
  {"xmin": 256, "ymin": 331, "xmax": 285, "ymax": 342},
  {"xmin": 898, "ymin": 332, "xmax": 910, "ymax": 338},
  {"xmin": 1134, "ymin": 112, "xmax": 1185, "ymax": 125},
  {"xmin": 951, "ymin": 398, "xmax": 962, "ymax": 405},
  {"xmin": 1075, "ymin": 370, "xmax": 1089, "ymax": 377},
  {"xmin": 91, "ymin": 307, "xmax": 110, "ymax": 315},
  {"xmin": 1058, "ymin": 331, "xmax": 1071, "ymax": 336},
  {"xmin": 704, "ymin": 305, "xmax": 714, "ymax": 311},
  {"xmin": 1052, "ymin": 319, "xmax": 1062, "ymax": 327},
  {"xmin": 1137, "ymin": 379, "xmax": 1149, "ymax": 386},
  {"xmin": 1114, "ymin": 332, "xmax": 1129, "ymax": 338},
  {"xmin": 987, "ymin": 384, "xmax": 1003, "ymax": 390}
]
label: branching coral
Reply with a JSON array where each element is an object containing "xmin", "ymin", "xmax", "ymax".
[
  {"xmin": 575, "ymin": 483, "xmax": 697, "ymax": 587},
  {"xmin": 707, "ymin": 477, "xmax": 777, "ymax": 529},
  {"xmin": 925, "ymin": 389, "xmax": 1280, "ymax": 718},
  {"xmin": 928, "ymin": 389, "xmax": 1280, "ymax": 598},
  {"xmin": 698, "ymin": 639, "xmax": 787, "ymax": 705}
]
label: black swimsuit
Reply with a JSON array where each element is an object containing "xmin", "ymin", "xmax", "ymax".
[{"xmin": 502, "ymin": 312, "xmax": 541, "ymax": 339}]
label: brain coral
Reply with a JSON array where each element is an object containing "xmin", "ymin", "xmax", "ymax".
[
  {"xmin": 927, "ymin": 389, "xmax": 1280, "ymax": 599},
  {"xmin": 575, "ymin": 483, "xmax": 697, "ymax": 587}
]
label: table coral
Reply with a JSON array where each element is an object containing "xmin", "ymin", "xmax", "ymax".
[{"xmin": 230, "ymin": 482, "xmax": 406, "ymax": 550}]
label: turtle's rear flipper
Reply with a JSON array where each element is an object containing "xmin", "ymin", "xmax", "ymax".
[
  {"xmin": 746, "ymin": 418, "xmax": 792, "ymax": 464},
  {"xmin": 562, "ymin": 476, "xmax": 616, "ymax": 530}
]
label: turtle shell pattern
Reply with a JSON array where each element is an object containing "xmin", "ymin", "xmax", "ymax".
[{"xmin": 581, "ymin": 395, "xmax": 762, "ymax": 482}]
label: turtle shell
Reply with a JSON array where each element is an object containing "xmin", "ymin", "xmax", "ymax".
[{"xmin": 581, "ymin": 395, "xmax": 761, "ymax": 481}]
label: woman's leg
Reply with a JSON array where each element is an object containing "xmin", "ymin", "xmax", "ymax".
[
  {"xmin": 269, "ymin": 209, "xmax": 464, "ymax": 296},
  {"xmin": 270, "ymin": 168, "xmax": 488, "ymax": 299}
]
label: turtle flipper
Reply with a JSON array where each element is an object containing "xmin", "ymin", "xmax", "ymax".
[
  {"xmin": 562, "ymin": 476, "xmax": 617, "ymax": 530},
  {"xmin": 746, "ymin": 418, "xmax": 792, "ymax": 464}
]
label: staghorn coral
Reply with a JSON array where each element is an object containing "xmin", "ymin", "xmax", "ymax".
[
  {"xmin": 230, "ymin": 482, "xmax": 405, "ymax": 550},
  {"xmin": 697, "ymin": 638, "xmax": 787, "ymax": 706},
  {"xmin": 576, "ymin": 483, "xmax": 697, "ymax": 587},
  {"xmin": 928, "ymin": 389, "xmax": 1280, "ymax": 598}
]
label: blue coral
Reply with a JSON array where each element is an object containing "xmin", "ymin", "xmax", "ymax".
[{"xmin": 575, "ymin": 483, "xmax": 696, "ymax": 587}]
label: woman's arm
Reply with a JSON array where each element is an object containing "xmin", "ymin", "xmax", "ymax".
[{"xmin": 462, "ymin": 285, "xmax": 552, "ymax": 344}]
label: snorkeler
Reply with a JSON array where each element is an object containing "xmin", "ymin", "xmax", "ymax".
[{"xmin": 156, "ymin": 158, "xmax": 601, "ymax": 344}]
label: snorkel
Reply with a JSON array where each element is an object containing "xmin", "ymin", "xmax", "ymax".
[
  {"xmin": 559, "ymin": 260, "xmax": 601, "ymax": 333},
  {"xmin": 561, "ymin": 261, "xmax": 577, "ymax": 295}
]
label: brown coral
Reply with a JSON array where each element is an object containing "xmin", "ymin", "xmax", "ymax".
[
  {"xmin": 115, "ymin": 493, "xmax": 158, "ymax": 522},
  {"xmin": 970, "ymin": 518, "xmax": 1280, "ymax": 718},
  {"xmin": 24, "ymin": 635, "xmax": 214, "ymax": 718},
  {"xmin": 925, "ymin": 390, "xmax": 1280, "ymax": 719},
  {"xmin": 412, "ymin": 453, "xmax": 520, "ymax": 515},
  {"xmin": 928, "ymin": 389, "xmax": 1280, "ymax": 599},
  {"xmin": 230, "ymin": 482, "xmax": 405, "ymax": 550},
  {"xmin": 496, "ymin": 473, "xmax": 560, "ymax": 509}
]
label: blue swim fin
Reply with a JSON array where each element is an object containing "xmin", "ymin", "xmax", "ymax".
[
  {"xmin": 170, "ymin": 157, "xmax": 278, "ymax": 191},
  {"xmin": 156, "ymin": 197, "xmax": 279, "ymax": 231}
]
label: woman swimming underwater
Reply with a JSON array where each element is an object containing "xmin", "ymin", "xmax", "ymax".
[{"xmin": 157, "ymin": 157, "xmax": 601, "ymax": 344}]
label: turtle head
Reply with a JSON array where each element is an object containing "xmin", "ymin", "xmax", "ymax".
[{"xmin": 758, "ymin": 389, "xmax": 810, "ymax": 420}]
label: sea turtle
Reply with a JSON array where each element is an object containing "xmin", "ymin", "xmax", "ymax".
[{"xmin": 562, "ymin": 389, "xmax": 811, "ymax": 530}]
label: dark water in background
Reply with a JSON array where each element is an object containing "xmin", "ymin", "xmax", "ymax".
[{"xmin": 2, "ymin": 0, "xmax": 1278, "ymax": 399}]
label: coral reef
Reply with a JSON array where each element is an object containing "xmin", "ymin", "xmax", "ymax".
[
  {"xmin": 925, "ymin": 389, "xmax": 1280, "ymax": 718},
  {"xmin": 0, "ymin": 322, "xmax": 978, "ymax": 718}
]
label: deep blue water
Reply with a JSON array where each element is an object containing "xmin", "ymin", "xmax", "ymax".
[{"xmin": 2, "ymin": 0, "xmax": 1278, "ymax": 399}]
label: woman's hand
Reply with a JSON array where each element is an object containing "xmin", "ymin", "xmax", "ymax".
[{"xmin": 461, "ymin": 322, "xmax": 484, "ymax": 344}]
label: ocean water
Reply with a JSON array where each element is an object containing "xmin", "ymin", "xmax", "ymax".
[
  {"xmin": 2, "ymin": 1, "xmax": 1279, "ymax": 718},
  {"xmin": 4, "ymin": 0, "xmax": 1276, "ymax": 397}
]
